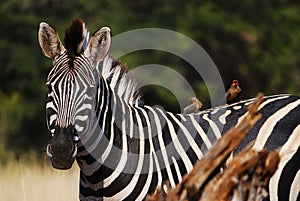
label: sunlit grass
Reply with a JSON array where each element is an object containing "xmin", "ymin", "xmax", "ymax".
[{"xmin": 0, "ymin": 160, "xmax": 79, "ymax": 201}]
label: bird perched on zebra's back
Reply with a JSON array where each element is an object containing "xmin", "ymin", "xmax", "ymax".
[
  {"xmin": 225, "ymin": 80, "xmax": 241, "ymax": 103},
  {"xmin": 183, "ymin": 97, "xmax": 203, "ymax": 114}
]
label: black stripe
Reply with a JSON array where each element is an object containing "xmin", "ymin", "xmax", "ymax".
[
  {"xmin": 151, "ymin": 133, "xmax": 161, "ymax": 152},
  {"xmin": 183, "ymin": 115, "xmax": 206, "ymax": 152},
  {"xmin": 147, "ymin": 158, "xmax": 158, "ymax": 195},
  {"xmin": 197, "ymin": 113, "xmax": 214, "ymax": 143},
  {"xmin": 176, "ymin": 157, "xmax": 188, "ymax": 179},
  {"xmin": 207, "ymin": 107, "xmax": 227, "ymax": 133},
  {"xmin": 79, "ymin": 172, "xmax": 104, "ymax": 198},
  {"xmin": 160, "ymin": 167, "xmax": 168, "ymax": 183},
  {"xmin": 222, "ymin": 102, "xmax": 249, "ymax": 133},
  {"xmin": 76, "ymin": 150, "xmax": 96, "ymax": 165},
  {"xmin": 124, "ymin": 174, "xmax": 149, "ymax": 201},
  {"xmin": 170, "ymin": 162, "xmax": 179, "ymax": 184},
  {"xmin": 124, "ymin": 154, "xmax": 151, "ymax": 200},
  {"xmin": 84, "ymin": 163, "xmax": 114, "ymax": 185},
  {"xmin": 103, "ymin": 172, "xmax": 135, "ymax": 197},
  {"xmin": 126, "ymin": 135, "xmax": 140, "ymax": 154},
  {"xmin": 278, "ymin": 146, "xmax": 300, "ymax": 201},
  {"xmin": 236, "ymin": 96, "xmax": 296, "ymax": 153},
  {"xmin": 103, "ymin": 156, "xmax": 139, "ymax": 197},
  {"xmin": 266, "ymin": 105, "xmax": 300, "ymax": 150},
  {"xmin": 186, "ymin": 146, "xmax": 198, "ymax": 165},
  {"xmin": 162, "ymin": 121, "xmax": 173, "ymax": 146},
  {"xmin": 95, "ymin": 83, "xmax": 102, "ymax": 116},
  {"xmin": 136, "ymin": 107, "xmax": 148, "ymax": 127},
  {"xmin": 173, "ymin": 114, "xmax": 199, "ymax": 163}
]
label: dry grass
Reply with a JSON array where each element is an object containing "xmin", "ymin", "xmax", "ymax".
[{"xmin": 0, "ymin": 160, "xmax": 79, "ymax": 201}]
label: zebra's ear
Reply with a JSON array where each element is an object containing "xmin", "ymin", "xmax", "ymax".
[
  {"xmin": 38, "ymin": 22, "xmax": 65, "ymax": 60},
  {"xmin": 84, "ymin": 27, "xmax": 111, "ymax": 63}
]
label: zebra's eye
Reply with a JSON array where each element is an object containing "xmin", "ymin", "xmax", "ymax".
[{"xmin": 73, "ymin": 135, "xmax": 79, "ymax": 142}]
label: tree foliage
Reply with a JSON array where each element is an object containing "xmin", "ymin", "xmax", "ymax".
[{"xmin": 0, "ymin": 0, "xmax": 299, "ymax": 160}]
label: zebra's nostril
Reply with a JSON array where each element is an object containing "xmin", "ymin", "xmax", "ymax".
[{"xmin": 46, "ymin": 144, "xmax": 53, "ymax": 157}]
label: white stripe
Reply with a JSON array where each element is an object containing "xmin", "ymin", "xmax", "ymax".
[
  {"xmin": 290, "ymin": 170, "xmax": 300, "ymax": 201},
  {"xmin": 203, "ymin": 113, "xmax": 221, "ymax": 139},
  {"xmin": 129, "ymin": 105, "xmax": 134, "ymax": 138},
  {"xmin": 100, "ymin": 56, "xmax": 113, "ymax": 79},
  {"xmin": 156, "ymin": 110, "xmax": 194, "ymax": 173},
  {"xmin": 46, "ymin": 101, "xmax": 55, "ymax": 109},
  {"xmin": 269, "ymin": 124, "xmax": 300, "ymax": 201},
  {"xmin": 168, "ymin": 112, "xmax": 203, "ymax": 161},
  {"xmin": 137, "ymin": 106, "xmax": 162, "ymax": 192},
  {"xmin": 218, "ymin": 109, "xmax": 231, "ymax": 125},
  {"xmin": 109, "ymin": 108, "xmax": 145, "ymax": 199},
  {"xmin": 90, "ymin": 81, "xmax": 111, "ymax": 162},
  {"xmin": 137, "ymin": 106, "xmax": 153, "ymax": 151},
  {"xmin": 233, "ymin": 105, "xmax": 242, "ymax": 110},
  {"xmin": 236, "ymin": 95, "xmax": 290, "ymax": 128},
  {"xmin": 101, "ymin": 93, "xmax": 117, "ymax": 162},
  {"xmin": 180, "ymin": 115, "xmax": 187, "ymax": 121},
  {"xmin": 153, "ymin": 151, "xmax": 162, "ymax": 188},
  {"xmin": 74, "ymin": 125, "xmax": 84, "ymax": 132},
  {"xmin": 145, "ymin": 106, "xmax": 175, "ymax": 187},
  {"xmin": 253, "ymin": 99, "xmax": 300, "ymax": 151},
  {"xmin": 77, "ymin": 103, "xmax": 92, "ymax": 111},
  {"xmin": 136, "ymin": 153, "xmax": 154, "ymax": 201},
  {"xmin": 49, "ymin": 114, "xmax": 56, "ymax": 126},
  {"xmin": 258, "ymin": 95, "xmax": 290, "ymax": 111},
  {"xmin": 75, "ymin": 115, "xmax": 88, "ymax": 121},
  {"xmin": 103, "ymin": 99, "xmax": 127, "ymax": 187},
  {"xmin": 172, "ymin": 156, "xmax": 182, "ymax": 182},
  {"xmin": 190, "ymin": 116, "xmax": 213, "ymax": 149},
  {"xmin": 110, "ymin": 67, "xmax": 121, "ymax": 89}
]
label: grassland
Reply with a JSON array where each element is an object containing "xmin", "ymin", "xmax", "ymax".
[{"xmin": 0, "ymin": 160, "xmax": 79, "ymax": 201}]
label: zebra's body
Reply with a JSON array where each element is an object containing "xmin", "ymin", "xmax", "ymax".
[
  {"xmin": 38, "ymin": 18, "xmax": 300, "ymax": 201},
  {"xmin": 77, "ymin": 75, "xmax": 300, "ymax": 200}
]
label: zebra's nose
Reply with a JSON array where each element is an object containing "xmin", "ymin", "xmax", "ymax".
[{"xmin": 47, "ymin": 125, "xmax": 77, "ymax": 169}]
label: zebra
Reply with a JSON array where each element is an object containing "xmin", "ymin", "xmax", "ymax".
[{"xmin": 38, "ymin": 18, "xmax": 300, "ymax": 201}]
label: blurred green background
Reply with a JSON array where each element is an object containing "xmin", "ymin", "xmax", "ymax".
[{"xmin": 0, "ymin": 0, "xmax": 299, "ymax": 163}]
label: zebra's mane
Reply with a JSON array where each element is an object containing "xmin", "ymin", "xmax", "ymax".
[
  {"xmin": 97, "ymin": 55, "xmax": 142, "ymax": 106},
  {"xmin": 64, "ymin": 18, "xmax": 141, "ymax": 105}
]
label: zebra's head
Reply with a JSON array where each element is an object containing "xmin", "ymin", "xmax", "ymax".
[{"xmin": 38, "ymin": 18, "xmax": 111, "ymax": 169}]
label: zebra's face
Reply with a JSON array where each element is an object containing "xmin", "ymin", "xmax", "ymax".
[
  {"xmin": 44, "ymin": 54, "xmax": 96, "ymax": 169},
  {"xmin": 38, "ymin": 19, "xmax": 111, "ymax": 169}
]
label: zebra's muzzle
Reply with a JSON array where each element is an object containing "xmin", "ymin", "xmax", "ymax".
[
  {"xmin": 47, "ymin": 125, "xmax": 78, "ymax": 170},
  {"xmin": 47, "ymin": 144, "xmax": 77, "ymax": 169},
  {"xmin": 46, "ymin": 144, "xmax": 77, "ymax": 158}
]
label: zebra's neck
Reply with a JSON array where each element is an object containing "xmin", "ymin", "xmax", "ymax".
[{"xmin": 76, "ymin": 75, "xmax": 230, "ymax": 198}]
